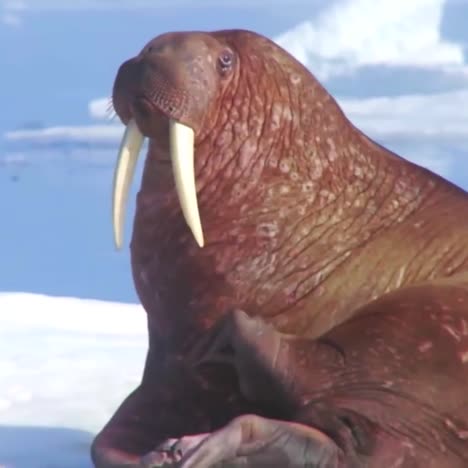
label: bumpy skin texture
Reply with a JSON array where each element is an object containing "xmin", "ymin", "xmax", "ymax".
[{"xmin": 91, "ymin": 29, "xmax": 468, "ymax": 467}]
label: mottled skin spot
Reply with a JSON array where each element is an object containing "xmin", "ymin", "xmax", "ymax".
[{"xmin": 91, "ymin": 29, "xmax": 468, "ymax": 467}]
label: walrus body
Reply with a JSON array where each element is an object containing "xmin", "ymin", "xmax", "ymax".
[{"xmin": 91, "ymin": 29, "xmax": 468, "ymax": 467}]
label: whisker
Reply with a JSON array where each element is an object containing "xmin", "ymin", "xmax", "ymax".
[{"xmin": 106, "ymin": 98, "xmax": 117, "ymax": 121}]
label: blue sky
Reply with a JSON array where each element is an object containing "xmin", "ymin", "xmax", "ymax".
[{"xmin": 0, "ymin": 0, "xmax": 467, "ymax": 303}]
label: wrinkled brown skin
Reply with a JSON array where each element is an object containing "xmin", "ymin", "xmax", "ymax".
[{"xmin": 91, "ymin": 29, "xmax": 468, "ymax": 467}]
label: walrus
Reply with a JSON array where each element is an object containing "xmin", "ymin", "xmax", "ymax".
[{"xmin": 91, "ymin": 29, "xmax": 468, "ymax": 467}]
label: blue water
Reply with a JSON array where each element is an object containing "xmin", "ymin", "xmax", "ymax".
[{"xmin": 0, "ymin": 144, "xmax": 142, "ymax": 303}]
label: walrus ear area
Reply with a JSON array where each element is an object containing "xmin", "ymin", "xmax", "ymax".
[{"xmin": 216, "ymin": 47, "xmax": 236, "ymax": 77}]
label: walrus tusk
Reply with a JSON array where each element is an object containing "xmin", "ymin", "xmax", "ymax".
[
  {"xmin": 112, "ymin": 119, "xmax": 144, "ymax": 250},
  {"xmin": 169, "ymin": 120, "xmax": 204, "ymax": 248},
  {"xmin": 112, "ymin": 118, "xmax": 204, "ymax": 249}
]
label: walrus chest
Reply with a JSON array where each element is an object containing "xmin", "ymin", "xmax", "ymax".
[
  {"xmin": 129, "ymin": 194, "xmax": 342, "ymax": 345},
  {"xmin": 130, "ymin": 224, "xmax": 278, "ymax": 341}
]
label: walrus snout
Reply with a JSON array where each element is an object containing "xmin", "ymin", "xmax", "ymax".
[{"xmin": 112, "ymin": 56, "xmax": 187, "ymax": 138}]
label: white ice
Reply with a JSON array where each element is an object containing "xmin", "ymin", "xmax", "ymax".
[{"xmin": 0, "ymin": 292, "xmax": 147, "ymax": 468}]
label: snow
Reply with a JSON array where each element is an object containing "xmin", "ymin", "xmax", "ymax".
[{"xmin": 0, "ymin": 293, "xmax": 147, "ymax": 468}]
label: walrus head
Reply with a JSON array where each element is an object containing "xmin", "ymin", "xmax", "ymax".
[{"xmin": 112, "ymin": 31, "xmax": 244, "ymax": 249}]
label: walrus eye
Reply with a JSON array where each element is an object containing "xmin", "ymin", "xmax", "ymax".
[{"xmin": 217, "ymin": 49, "xmax": 234, "ymax": 75}]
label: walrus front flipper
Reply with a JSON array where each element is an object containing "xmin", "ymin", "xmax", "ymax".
[{"xmin": 150, "ymin": 414, "xmax": 345, "ymax": 468}]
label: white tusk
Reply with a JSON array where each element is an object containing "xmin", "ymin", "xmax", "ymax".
[
  {"xmin": 169, "ymin": 119, "xmax": 204, "ymax": 247},
  {"xmin": 112, "ymin": 119, "xmax": 144, "ymax": 249}
]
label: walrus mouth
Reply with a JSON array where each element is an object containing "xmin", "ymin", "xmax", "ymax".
[{"xmin": 112, "ymin": 118, "xmax": 204, "ymax": 249}]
